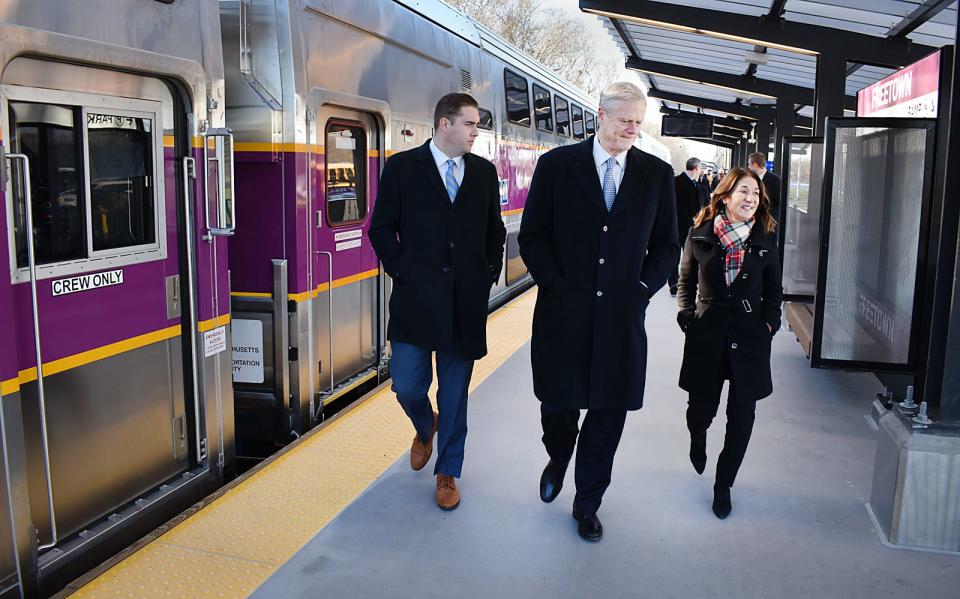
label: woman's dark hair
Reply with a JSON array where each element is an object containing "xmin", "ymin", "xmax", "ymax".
[{"xmin": 693, "ymin": 167, "xmax": 777, "ymax": 234}]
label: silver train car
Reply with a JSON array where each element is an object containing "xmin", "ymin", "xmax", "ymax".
[
  {"xmin": 0, "ymin": 0, "xmax": 235, "ymax": 595},
  {"xmin": 0, "ymin": 0, "xmax": 615, "ymax": 594},
  {"xmin": 219, "ymin": 0, "xmax": 600, "ymax": 444}
]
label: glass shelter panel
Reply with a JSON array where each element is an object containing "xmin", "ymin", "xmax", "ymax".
[
  {"xmin": 782, "ymin": 138, "xmax": 823, "ymax": 300},
  {"xmin": 814, "ymin": 122, "xmax": 936, "ymax": 369}
]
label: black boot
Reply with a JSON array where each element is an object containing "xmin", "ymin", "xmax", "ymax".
[
  {"xmin": 712, "ymin": 484, "xmax": 732, "ymax": 519},
  {"xmin": 689, "ymin": 428, "xmax": 707, "ymax": 475}
]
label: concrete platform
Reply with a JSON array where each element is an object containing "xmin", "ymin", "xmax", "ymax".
[{"xmin": 252, "ymin": 291, "xmax": 960, "ymax": 598}]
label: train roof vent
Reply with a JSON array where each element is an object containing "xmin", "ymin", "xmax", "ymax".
[{"xmin": 460, "ymin": 69, "xmax": 472, "ymax": 91}]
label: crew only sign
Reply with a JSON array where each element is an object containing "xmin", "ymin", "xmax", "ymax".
[{"xmin": 51, "ymin": 270, "xmax": 124, "ymax": 296}]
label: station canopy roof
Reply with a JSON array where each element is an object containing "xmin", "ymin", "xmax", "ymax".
[{"xmin": 583, "ymin": 0, "xmax": 957, "ymax": 123}]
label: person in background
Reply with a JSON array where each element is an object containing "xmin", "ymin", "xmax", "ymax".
[
  {"xmin": 747, "ymin": 153, "xmax": 781, "ymax": 224},
  {"xmin": 676, "ymin": 167, "xmax": 783, "ymax": 519},
  {"xmin": 519, "ymin": 82, "xmax": 678, "ymax": 541},
  {"xmin": 368, "ymin": 93, "xmax": 506, "ymax": 511},
  {"xmin": 669, "ymin": 157, "xmax": 710, "ymax": 295}
]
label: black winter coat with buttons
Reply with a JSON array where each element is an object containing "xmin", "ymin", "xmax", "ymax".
[
  {"xmin": 676, "ymin": 219, "xmax": 783, "ymax": 401},
  {"xmin": 368, "ymin": 140, "xmax": 506, "ymax": 360},
  {"xmin": 519, "ymin": 136, "xmax": 680, "ymax": 411}
]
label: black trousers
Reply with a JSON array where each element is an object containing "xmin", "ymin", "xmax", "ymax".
[
  {"xmin": 541, "ymin": 404, "xmax": 627, "ymax": 513},
  {"xmin": 667, "ymin": 226, "xmax": 690, "ymax": 289},
  {"xmin": 686, "ymin": 366, "xmax": 757, "ymax": 489}
]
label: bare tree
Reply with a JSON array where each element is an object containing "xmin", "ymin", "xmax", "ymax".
[{"xmin": 445, "ymin": 0, "xmax": 620, "ymax": 96}]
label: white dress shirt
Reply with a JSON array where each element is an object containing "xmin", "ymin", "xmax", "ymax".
[
  {"xmin": 592, "ymin": 137, "xmax": 628, "ymax": 192},
  {"xmin": 429, "ymin": 139, "xmax": 465, "ymax": 186}
]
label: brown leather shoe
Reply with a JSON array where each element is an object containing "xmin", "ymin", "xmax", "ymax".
[
  {"xmin": 409, "ymin": 411, "xmax": 438, "ymax": 471},
  {"xmin": 436, "ymin": 474, "xmax": 460, "ymax": 510}
]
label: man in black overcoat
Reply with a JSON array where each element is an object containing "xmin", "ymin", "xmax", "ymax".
[
  {"xmin": 748, "ymin": 152, "xmax": 781, "ymax": 224},
  {"xmin": 518, "ymin": 82, "xmax": 680, "ymax": 541},
  {"xmin": 368, "ymin": 93, "xmax": 506, "ymax": 511},
  {"xmin": 669, "ymin": 157, "xmax": 711, "ymax": 294}
]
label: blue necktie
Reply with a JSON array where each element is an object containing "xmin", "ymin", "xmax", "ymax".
[
  {"xmin": 602, "ymin": 157, "xmax": 616, "ymax": 211},
  {"xmin": 445, "ymin": 159, "xmax": 459, "ymax": 203}
]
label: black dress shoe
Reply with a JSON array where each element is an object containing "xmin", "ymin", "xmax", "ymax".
[
  {"xmin": 539, "ymin": 460, "xmax": 567, "ymax": 503},
  {"xmin": 669, "ymin": 286, "xmax": 678, "ymax": 296},
  {"xmin": 572, "ymin": 507, "xmax": 603, "ymax": 541},
  {"xmin": 689, "ymin": 429, "xmax": 707, "ymax": 475},
  {"xmin": 712, "ymin": 484, "xmax": 732, "ymax": 519}
]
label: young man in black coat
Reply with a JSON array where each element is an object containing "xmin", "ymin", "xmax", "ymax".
[
  {"xmin": 669, "ymin": 157, "xmax": 711, "ymax": 294},
  {"xmin": 748, "ymin": 152, "xmax": 781, "ymax": 224},
  {"xmin": 368, "ymin": 93, "xmax": 506, "ymax": 511},
  {"xmin": 519, "ymin": 82, "xmax": 679, "ymax": 541}
]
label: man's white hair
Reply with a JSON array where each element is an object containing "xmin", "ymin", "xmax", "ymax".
[{"xmin": 599, "ymin": 82, "xmax": 647, "ymax": 111}]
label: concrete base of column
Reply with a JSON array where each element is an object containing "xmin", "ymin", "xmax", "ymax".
[{"xmin": 869, "ymin": 403, "xmax": 960, "ymax": 553}]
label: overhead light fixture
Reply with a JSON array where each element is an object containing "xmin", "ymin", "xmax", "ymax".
[
  {"xmin": 584, "ymin": 9, "xmax": 819, "ymax": 56},
  {"xmin": 628, "ymin": 68, "xmax": 779, "ymax": 100}
]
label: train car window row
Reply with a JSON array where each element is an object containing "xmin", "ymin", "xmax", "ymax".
[
  {"xmin": 325, "ymin": 121, "xmax": 367, "ymax": 227},
  {"xmin": 504, "ymin": 68, "xmax": 531, "ymax": 127},
  {"xmin": 585, "ymin": 111, "xmax": 596, "ymax": 136},
  {"xmin": 532, "ymin": 83, "xmax": 553, "ymax": 133},
  {"xmin": 571, "ymin": 104, "xmax": 585, "ymax": 140},
  {"xmin": 478, "ymin": 108, "xmax": 494, "ymax": 131},
  {"xmin": 7, "ymin": 100, "xmax": 160, "ymax": 269}
]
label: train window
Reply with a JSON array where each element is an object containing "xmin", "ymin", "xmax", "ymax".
[
  {"xmin": 478, "ymin": 108, "xmax": 494, "ymax": 131},
  {"xmin": 325, "ymin": 122, "xmax": 367, "ymax": 226},
  {"xmin": 572, "ymin": 105, "xmax": 585, "ymax": 140},
  {"xmin": 8, "ymin": 101, "xmax": 86, "ymax": 267},
  {"xmin": 532, "ymin": 84, "xmax": 553, "ymax": 132},
  {"xmin": 585, "ymin": 111, "xmax": 596, "ymax": 136},
  {"xmin": 504, "ymin": 69, "xmax": 530, "ymax": 127},
  {"xmin": 86, "ymin": 113, "xmax": 157, "ymax": 251},
  {"xmin": 555, "ymin": 95, "xmax": 570, "ymax": 137}
]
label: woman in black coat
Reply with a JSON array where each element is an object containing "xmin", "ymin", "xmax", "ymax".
[{"xmin": 676, "ymin": 167, "xmax": 783, "ymax": 519}]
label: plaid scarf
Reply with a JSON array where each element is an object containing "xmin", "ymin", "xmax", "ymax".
[{"xmin": 714, "ymin": 213, "xmax": 755, "ymax": 286}]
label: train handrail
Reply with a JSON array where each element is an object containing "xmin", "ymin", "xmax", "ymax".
[
  {"xmin": 183, "ymin": 156, "xmax": 206, "ymax": 464},
  {"xmin": 202, "ymin": 129, "xmax": 236, "ymax": 240},
  {"xmin": 315, "ymin": 251, "xmax": 335, "ymax": 396},
  {"xmin": 8, "ymin": 153, "xmax": 59, "ymax": 550}
]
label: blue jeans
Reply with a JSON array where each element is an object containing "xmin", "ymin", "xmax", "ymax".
[{"xmin": 390, "ymin": 341, "xmax": 474, "ymax": 477}]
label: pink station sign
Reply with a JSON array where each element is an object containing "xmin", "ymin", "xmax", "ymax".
[{"xmin": 857, "ymin": 51, "xmax": 940, "ymax": 118}]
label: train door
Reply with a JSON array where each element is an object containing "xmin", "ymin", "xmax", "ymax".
[
  {"xmin": 312, "ymin": 107, "xmax": 382, "ymax": 401},
  {"xmin": 1, "ymin": 61, "xmax": 191, "ymax": 547}
]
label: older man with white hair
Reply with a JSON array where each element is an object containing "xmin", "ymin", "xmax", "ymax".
[{"xmin": 519, "ymin": 82, "xmax": 679, "ymax": 541}]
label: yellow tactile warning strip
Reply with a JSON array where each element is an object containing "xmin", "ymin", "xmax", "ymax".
[{"xmin": 69, "ymin": 288, "xmax": 537, "ymax": 598}]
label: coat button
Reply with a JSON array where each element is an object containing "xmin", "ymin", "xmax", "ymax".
[
  {"xmin": 598, "ymin": 258, "xmax": 605, "ymax": 264},
  {"xmin": 449, "ymin": 241, "xmax": 455, "ymax": 248},
  {"xmin": 442, "ymin": 267, "xmax": 450, "ymax": 273},
  {"xmin": 731, "ymin": 342, "xmax": 738, "ymax": 349},
  {"xmin": 602, "ymin": 225, "xmax": 608, "ymax": 232},
  {"xmin": 597, "ymin": 291, "xmax": 603, "ymax": 297},
  {"xmin": 742, "ymin": 273, "xmax": 748, "ymax": 279}
]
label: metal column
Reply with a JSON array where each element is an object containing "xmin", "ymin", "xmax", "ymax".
[{"xmin": 813, "ymin": 54, "xmax": 847, "ymax": 135}]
